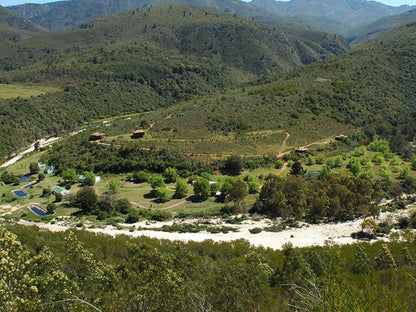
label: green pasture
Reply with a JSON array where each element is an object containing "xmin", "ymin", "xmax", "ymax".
[{"xmin": 0, "ymin": 84, "xmax": 59, "ymax": 99}]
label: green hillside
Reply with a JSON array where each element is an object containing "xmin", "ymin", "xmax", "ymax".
[
  {"xmin": 0, "ymin": 6, "xmax": 43, "ymax": 44},
  {"xmin": 96, "ymin": 21, "xmax": 416, "ymax": 157},
  {"xmin": 0, "ymin": 5, "xmax": 349, "ymax": 160}
]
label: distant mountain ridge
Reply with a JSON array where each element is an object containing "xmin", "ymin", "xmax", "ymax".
[
  {"xmin": 347, "ymin": 8, "xmax": 416, "ymax": 44},
  {"xmin": 8, "ymin": 0, "xmax": 416, "ymax": 35},
  {"xmin": 0, "ymin": 5, "xmax": 42, "ymax": 32},
  {"xmin": 250, "ymin": 0, "xmax": 414, "ymax": 31}
]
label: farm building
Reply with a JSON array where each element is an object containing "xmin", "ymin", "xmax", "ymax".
[
  {"xmin": 90, "ymin": 132, "xmax": 106, "ymax": 140},
  {"xmin": 131, "ymin": 130, "xmax": 145, "ymax": 139},
  {"xmin": 335, "ymin": 134, "xmax": 348, "ymax": 141},
  {"xmin": 52, "ymin": 186, "xmax": 71, "ymax": 196},
  {"xmin": 294, "ymin": 147, "xmax": 308, "ymax": 153}
]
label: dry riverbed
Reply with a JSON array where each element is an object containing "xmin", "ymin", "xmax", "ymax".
[{"xmin": 3, "ymin": 204, "xmax": 414, "ymax": 250}]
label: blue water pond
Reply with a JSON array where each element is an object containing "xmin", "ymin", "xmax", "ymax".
[
  {"xmin": 12, "ymin": 190, "xmax": 28, "ymax": 197},
  {"xmin": 30, "ymin": 207, "xmax": 48, "ymax": 216}
]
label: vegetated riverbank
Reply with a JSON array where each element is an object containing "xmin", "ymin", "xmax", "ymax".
[{"xmin": 6, "ymin": 203, "xmax": 414, "ymax": 250}]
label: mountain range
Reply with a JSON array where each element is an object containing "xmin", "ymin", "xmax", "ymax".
[{"xmin": 7, "ymin": 0, "xmax": 415, "ymax": 37}]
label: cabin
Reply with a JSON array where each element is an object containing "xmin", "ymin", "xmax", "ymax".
[
  {"xmin": 131, "ymin": 130, "xmax": 145, "ymax": 139},
  {"xmin": 90, "ymin": 132, "xmax": 106, "ymax": 141},
  {"xmin": 44, "ymin": 165, "xmax": 54, "ymax": 174},
  {"xmin": 294, "ymin": 147, "xmax": 308, "ymax": 154},
  {"xmin": 52, "ymin": 185, "xmax": 71, "ymax": 196},
  {"xmin": 335, "ymin": 134, "xmax": 348, "ymax": 142}
]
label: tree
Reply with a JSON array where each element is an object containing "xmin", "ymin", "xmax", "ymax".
[
  {"xmin": 399, "ymin": 167, "xmax": 411, "ymax": 179},
  {"xmin": 374, "ymin": 244, "xmax": 396, "ymax": 269},
  {"xmin": 163, "ymin": 167, "xmax": 178, "ymax": 183},
  {"xmin": 229, "ymin": 178, "xmax": 248, "ymax": 206},
  {"xmin": 255, "ymin": 174, "xmax": 286, "ymax": 217},
  {"xmin": 42, "ymin": 187, "xmax": 51, "ymax": 197},
  {"xmin": 74, "ymin": 186, "xmax": 98, "ymax": 213},
  {"xmin": 348, "ymin": 158, "xmax": 361, "ymax": 176},
  {"xmin": 115, "ymin": 198, "xmax": 131, "ymax": 214},
  {"xmin": 62, "ymin": 168, "xmax": 77, "ymax": 183},
  {"xmin": 411, "ymin": 157, "xmax": 416, "ymax": 170},
  {"xmin": 317, "ymin": 166, "xmax": 331, "ymax": 179},
  {"xmin": 246, "ymin": 176, "xmax": 260, "ymax": 194},
  {"xmin": 38, "ymin": 172, "xmax": 45, "ymax": 181},
  {"xmin": 193, "ymin": 178, "xmax": 211, "ymax": 201},
  {"xmin": 352, "ymin": 245, "xmax": 372, "ymax": 274},
  {"xmin": 150, "ymin": 176, "xmax": 165, "ymax": 189},
  {"xmin": 55, "ymin": 192, "xmax": 63, "ymax": 203},
  {"xmin": 133, "ymin": 170, "xmax": 150, "ymax": 183},
  {"xmin": 289, "ymin": 160, "xmax": 305, "ymax": 176},
  {"xmin": 361, "ymin": 218, "xmax": 378, "ymax": 235},
  {"xmin": 223, "ymin": 155, "xmax": 243, "ymax": 175},
  {"xmin": 275, "ymin": 158, "xmax": 285, "ymax": 169},
  {"xmin": 174, "ymin": 179, "xmax": 188, "ymax": 198},
  {"xmin": 29, "ymin": 162, "xmax": 39, "ymax": 175},
  {"xmin": 83, "ymin": 171, "xmax": 96, "ymax": 186},
  {"xmin": 108, "ymin": 178, "xmax": 120, "ymax": 193},
  {"xmin": 156, "ymin": 187, "xmax": 172, "ymax": 203},
  {"xmin": 47, "ymin": 203, "xmax": 56, "ymax": 214}
]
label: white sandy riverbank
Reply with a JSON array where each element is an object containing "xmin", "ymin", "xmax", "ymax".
[{"xmin": 11, "ymin": 206, "xmax": 414, "ymax": 250}]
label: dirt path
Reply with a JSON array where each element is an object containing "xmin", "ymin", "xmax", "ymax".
[
  {"xmin": 160, "ymin": 200, "xmax": 187, "ymax": 210},
  {"xmin": 0, "ymin": 203, "xmax": 30, "ymax": 216},
  {"xmin": 131, "ymin": 200, "xmax": 188, "ymax": 210},
  {"xmin": 277, "ymin": 161, "xmax": 288, "ymax": 175},
  {"xmin": 282, "ymin": 132, "xmax": 290, "ymax": 148},
  {"xmin": 130, "ymin": 201, "xmax": 150, "ymax": 209}
]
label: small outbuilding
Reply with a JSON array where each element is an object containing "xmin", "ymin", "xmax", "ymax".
[
  {"xmin": 52, "ymin": 186, "xmax": 71, "ymax": 196},
  {"xmin": 131, "ymin": 130, "xmax": 145, "ymax": 139},
  {"xmin": 90, "ymin": 132, "xmax": 106, "ymax": 141},
  {"xmin": 294, "ymin": 146, "xmax": 308, "ymax": 153},
  {"xmin": 335, "ymin": 134, "xmax": 348, "ymax": 141}
]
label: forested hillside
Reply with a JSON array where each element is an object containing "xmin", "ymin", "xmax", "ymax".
[
  {"xmin": 0, "ymin": 6, "xmax": 43, "ymax": 44},
  {"xmin": 0, "ymin": 5, "xmax": 349, "ymax": 159},
  {"xmin": 115, "ymin": 22, "xmax": 416, "ymax": 157}
]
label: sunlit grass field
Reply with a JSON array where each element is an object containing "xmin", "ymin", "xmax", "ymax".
[{"xmin": 0, "ymin": 84, "xmax": 58, "ymax": 99}]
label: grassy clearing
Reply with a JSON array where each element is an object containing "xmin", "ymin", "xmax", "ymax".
[{"xmin": 0, "ymin": 84, "xmax": 59, "ymax": 99}]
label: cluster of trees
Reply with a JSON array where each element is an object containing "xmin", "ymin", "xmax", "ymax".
[
  {"xmin": 252, "ymin": 174, "xmax": 379, "ymax": 222},
  {"xmin": 45, "ymin": 134, "xmax": 279, "ymax": 177},
  {"xmin": 3, "ymin": 223, "xmax": 416, "ymax": 312},
  {"xmin": 71, "ymin": 186, "xmax": 131, "ymax": 220}
]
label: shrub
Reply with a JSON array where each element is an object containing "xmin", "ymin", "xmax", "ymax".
[{"xmin": 249, "ymin": 227, "xmax": 262, "ymax": 234}]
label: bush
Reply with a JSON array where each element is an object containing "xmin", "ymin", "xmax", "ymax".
[
  {"xmin": 125, "ymin": 212, "xmax": 139, "ymax": 224},
  {"xmin": 134, "ymin": 171, "xmax": 150, "ymax": 183},
  {"xmin": 397, "ymin": 217, "xmax": 410, "ymax": 229},
  {"xmin": 249, "ymin": 227, "xmax": 262, "ymax": 234}
]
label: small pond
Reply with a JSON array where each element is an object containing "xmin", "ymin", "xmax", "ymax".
[
  {"xmin": 12, "ymin": 189, "xmax": 29, "ymax": 198},
  {"xmin": 30, "ymin": 206, "xmax": 48, "ymax": 217}
]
